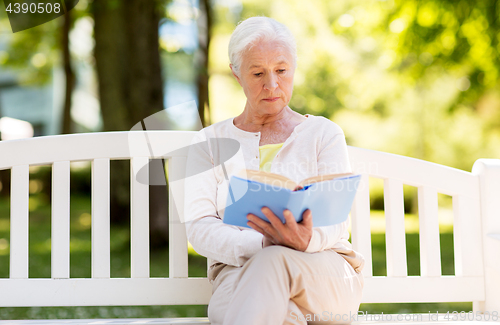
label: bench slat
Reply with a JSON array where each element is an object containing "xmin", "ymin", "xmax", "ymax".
[
  {"xmin": 362, "ymin": 276, "xmax": 484, "ymax": 303},
  {"xmin": 348, "ymin": 147, "xmax": 479, "ymax": 198},
  {"xmin": 0, "ymin": 132, "xmax": 196, "ymax": 170},
  {"xmin": 0, "ymin": 278, "xmax": 211, "ymax": 306},
  {"xmin": 0, "ymin": 275, "xmax": 483, "ymax": 306},
  {"xmin": 452, "ymin": 195, "xmax": 483, "ymax": 277},
  {"xmin": 168, "ymin": 157, "xmax": 189, "ymax": 278},
  {"xmin": 350, "ymin": 174, "xmax": 373, "ymax": 277},
  {"xmin": 91, "ymin": 158, "xmax": 111, "ymax": 278},
  {"xmin": 51, "ymin": 161, "xmax": 71, "ymax": 279},
  {"xmin": 418, "ymin": 186, "xmax": 441, "ymax": 277},
  {"xmin": 384, "ymin": 178, "xmax": 407, "ymax": 277},
  {"xmin": 131, "ymin": 157, "xmax": 150, "ymax": 278},
  {"xmin": 10, "ymin": 165, "xmax": 30, "ymax": 279}
]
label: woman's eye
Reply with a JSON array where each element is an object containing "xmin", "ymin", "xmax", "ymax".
[
  {"xmin": 278, "ymin": 69, "xmax": 286, "ymax": 73},
  {"xmin": 254, "ymin": 73, "xmax": 262, "ymax": 76}
]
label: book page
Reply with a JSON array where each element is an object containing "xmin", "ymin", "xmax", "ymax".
[
  {"xmin": 298, "ymin": 172, "xmax": 354, "ymax": 188},
  {"xmin": 237, "ymin": 169, "xmax": 299, "ymax": 191}
]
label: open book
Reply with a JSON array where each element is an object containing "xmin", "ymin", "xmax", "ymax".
[
  {"xmin": 239, "ymin": 169, "xmax": 354, "ymax": 191},
  {"xmin": 223, "ymin": 169, "xmax": 361, "ymax": 228}
]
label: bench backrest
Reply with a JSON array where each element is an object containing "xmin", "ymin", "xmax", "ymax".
[
  {"xmin": 349, "ymin": 147, "xmax": 483, "ymax": 304},
  {"xmin": 0, "ymin": 131, "xmax": 498, "ymax": 311}
]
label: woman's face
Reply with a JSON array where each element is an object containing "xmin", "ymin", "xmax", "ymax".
[{"xmin": 232, "ymin": 40, "xmax": 295, "ymax": 118}]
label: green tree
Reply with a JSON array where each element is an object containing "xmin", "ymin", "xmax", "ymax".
[
  {"xmin": 216, "ymin": 0, "xmax": 500, "ymax": 171},
  {"xmin": 196, "ymin": 0, "xmax": 213, "ymax": 127},
  {"xmin": 91, "ymin": 0, "xmax": 169, "ymax": 246}
]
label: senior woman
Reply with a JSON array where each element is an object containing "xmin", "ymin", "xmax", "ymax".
[{"xmin": 184, "ymin": 17, "xmax": 364, "ymax": 325}]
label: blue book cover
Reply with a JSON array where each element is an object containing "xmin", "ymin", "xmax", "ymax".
[{"xmin": 223, "ymin": 172, "xmax": 361, "ymax": 228}]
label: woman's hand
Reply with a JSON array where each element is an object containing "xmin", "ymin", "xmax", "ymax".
[{"xmin": 247, "ymin": 207, "xmax": 313, "ymax": 252}]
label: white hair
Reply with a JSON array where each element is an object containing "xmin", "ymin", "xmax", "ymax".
[{"xmin": 228, "ymin": 16, "xmax": 297, "ymax": 77}]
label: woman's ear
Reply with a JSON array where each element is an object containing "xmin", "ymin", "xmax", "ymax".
[{"xmin": 230, "ymin": 64, "xmax": 242, "ymax": 86}]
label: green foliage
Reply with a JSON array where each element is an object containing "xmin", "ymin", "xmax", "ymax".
[
  {"xmin": 210, "ymin": 0, "xmax": 500, "ymax": 172},
  {"xmin": 386, "ymin": 0, "xmax": 500, "ymax": 106},
  {"xmin": 0, "ymin": 1, "xmax": 90, "ymax": 85},
  {"xmin": 0, "ymin": 3, "xmax": 57, "ymax": 85}
]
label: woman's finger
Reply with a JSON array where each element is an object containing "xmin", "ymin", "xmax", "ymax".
[
  {"xmin": 283, "ymin": 209, "xmax": 298, "ymax": 231},
  {"xmin": 300, "ymin": 209, "xmax": 313, "ymax": 229},
  {"xmin": 261, "ymin": 207, "xmax": 286, "ymax": 232},
  {"xmin": 247, "ymin": 213, "xmax": 273, "ymax": 232},
  {"xmin": 246, "ymin": 219, "xmax": 265, "ymax": 234},
  {"xmin": 247, "ymin": 213, "xmax": 279, "ymax": 240}
]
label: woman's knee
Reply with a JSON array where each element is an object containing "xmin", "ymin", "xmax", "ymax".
[
  {"xmin": 255, "ymin": 245, "xmax": 294, "ymax": 261},
  {"xmin": 247, "ymin": 246, "xmax": 295, "ymax": 270}
]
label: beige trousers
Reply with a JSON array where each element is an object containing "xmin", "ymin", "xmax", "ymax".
[{"xmin": 208, "ymin": 246, "xmax": 364, "ymax": 325}]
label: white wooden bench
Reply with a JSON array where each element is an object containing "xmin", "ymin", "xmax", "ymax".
[{"xmin": 0, "ymin": 131, "xmax": 499, "ymax": 325}]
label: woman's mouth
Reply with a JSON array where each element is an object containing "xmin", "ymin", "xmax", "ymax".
[{"xmin": 262, "ymin": 97, "xmax": 280, "ymax": 102}]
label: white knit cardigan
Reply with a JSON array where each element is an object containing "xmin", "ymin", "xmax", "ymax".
[{"xmin": 183, "ymin": 114, "xmax": 364, "ymax": 281}]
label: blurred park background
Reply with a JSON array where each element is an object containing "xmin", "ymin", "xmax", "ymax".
[{"xmin": 0, "ymin": 0, "xmax": 499, "ymax": 320}]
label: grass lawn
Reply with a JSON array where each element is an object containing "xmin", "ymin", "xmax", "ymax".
[{"xmin": 0, "ymin": 194, "xmax": 471, "ymax": 320}]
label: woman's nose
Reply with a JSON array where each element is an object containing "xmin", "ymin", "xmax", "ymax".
[{"xmin": 263, "ymin": 74, "xmax": 278, "ymax": 91}]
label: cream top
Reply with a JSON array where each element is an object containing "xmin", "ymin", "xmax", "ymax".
[{"xmin": 259, "ymin": 142, "xmax": 284, "ymax": 172}]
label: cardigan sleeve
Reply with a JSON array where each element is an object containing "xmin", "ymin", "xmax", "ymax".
[
  {"xmin": 305, "ymin": 128, "xmax": 353, "ymax": 253},
  {"xmin": 183, "ymin": 131, "xmax": 263, "ymax": 267}
]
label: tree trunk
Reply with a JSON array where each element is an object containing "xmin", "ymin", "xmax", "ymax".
[
  {"xmin": 0, "ymin": 83, "xmax": 13, "ymax": 197},
  {"xmin": 196, "ymin": 0, "xmax": 212, "ymax": 127},
  {"xmin": 93, "ymin": 0, "xmax": 168, "ymax": 246},
  {"xmin": 0, "ymin": 105, "xmax": 8, "ymax": 198},
  {"xmin": 0, "ymin": 170, "xmax": 8, "ymax": 198},
  {"xmin": 61, "ymin": 7, "xmax": 75, "ymax": 134}
]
